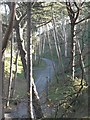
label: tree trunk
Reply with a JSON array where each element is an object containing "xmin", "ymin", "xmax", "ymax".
[
  {"xmin": 0, "ymin": 11, "xmax": 4, "ymax": 119},
  {"xmin": 52, "ymin": 17, "xmax": 65, "ymax": 81},
  {"xmin": 6, "ymin": 33, "xmax": 13, "ymax": 107},
  {"xmin": 15, "ymin": 12, "xmax": 43, "ymax": 120},
  {"xmin": 42, "ymin": 32, "xmax": 46, "ymax": 54},
  {"xmin": 63, "ymin": 20, "xmax": 67, "ymax": 57},
  {"xmin": 66, "ymin": 2, "xmax": 80, "ymax": 79},
  {"xmin": 2, "ymin": 2, "xmax": 16, "ymax": 55},
  {"xmin": 34, "ymin": 43, "xmax": 37, "ymax": 61},
  {"xmin": 15, "ymin": 22, "xmax": 27, "ymax": 78},
  {"xmin": 46, "ymin": 25, "xmax": 58, "ymax": 83},
  {"xmin": 10, "ymin": 51, "xmax": 18, "ymax": 98},
  {"xmin": 32, "ymin": 80, "xmax": 43, "ymax": 119},
  {"xmin": 52, "ymin": 19, "xmax": 60, "ymax": 62},
  {"xmin": 71, "ymin": 23, "xmax": 76, "ymax": 80},
  {"xmin": 88, "ymin": 20, "xmax": 90, "ymax": 117},
  {"xmin": 27, "ymin": 2, "xmax": 34, "ymax": 118}
]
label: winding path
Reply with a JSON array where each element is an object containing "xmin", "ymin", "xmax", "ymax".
[
  {"xmin": 35, "ymin": 58, "xmax": 55, "ymax": 117},
  {"xmin": 5, "ymin": 58, "xmax": 55, "ymax": 119},
  {"xmin": 35, "ymin": 58, "xmax": 55, "ymax": 97}
]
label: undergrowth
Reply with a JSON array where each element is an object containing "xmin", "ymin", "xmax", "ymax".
[{"xmin": 48, "ymin": 74, "xmax": 88, "ymax": 118}]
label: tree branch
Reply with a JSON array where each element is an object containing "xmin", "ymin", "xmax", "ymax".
[
  {"xmin": 18, "ymin": 11, "xmax": 27, "ymax": 23},
  {"xmin": 36, "ymin": 19, "xmax": 52, "ymax": 28},
  {"xmin": 75, "ymin": 15, "xmax": 90, "ymax": 25},
  {"xmin": 2, "ymin": 2, "xmax": 16, "ymax": 55}
]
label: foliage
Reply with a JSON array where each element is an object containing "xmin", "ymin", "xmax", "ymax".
[
  {"xmin": 48, "ymin": 74, "xmax": 88, "ymax": 117},
  {"xmin": 5, "ymin": 54, "xmax": 24, "ymax": 79}
]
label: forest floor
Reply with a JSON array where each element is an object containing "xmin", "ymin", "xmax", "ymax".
[
  {"xmin": 4, "ymin": 57, "xmax": 88, "ymax": 119},
  {"xmin": 48, "ymin": 77, "xmax": 88, "ymax": 118},
  {"xmin": 4, "ymin": 58, "xmax": 56, "ymax": 119}
]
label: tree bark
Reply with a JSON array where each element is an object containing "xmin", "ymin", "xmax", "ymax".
[{"xmin": 27, "ymin": 2, "xmax": 34, "ymax": 118}]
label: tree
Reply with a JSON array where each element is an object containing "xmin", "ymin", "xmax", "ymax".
[
  {"xmin": 14, "ymin": 2, "xmax": 43, "ymax": 118},
  {"xmin": 6, "ymin": 32, "xmax": 14, "ymax": 107},
  {"xmin": 10, "ymin": 50, "xmax": 18, "ymax": 98},
  {"xmin": 66, "ymin": 1, "xmax": 81, "ymax": 80},
  {"xmin": 0, "ymin": 2, "xmax": 16, "ymax": 119},
  {"xmin": 66, "ymin": 1, "xmax": 90, "ymax": 80},
  {"xmin": 2, "ymin": 2, "xmax": 16, "ymax": 55},
  {"xmin": 27, "ymin": 2, "xmax": 34, "ymax": 118},
  {"xmin": 15, "ymin": 16, "xmax": 43, "ymax": 119},
  {"xmin": 0, "ymin": 10, "xmax": 4, "ymax": 119},
  {"xmin": 1, "ymin": 2, "xmax": 43, "ymax": 118}
]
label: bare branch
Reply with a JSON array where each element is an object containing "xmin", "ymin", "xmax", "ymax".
[
  {"xmin": 75, "ymin": 15, "xmax": 90, "ymax": 25},
  {"xmin": 36, "ymin": 19, "xmax": 52, "ymax": 28},
  {"xmin": 2, "ymin": 2, "xmax": 16, "ymax": 55}
]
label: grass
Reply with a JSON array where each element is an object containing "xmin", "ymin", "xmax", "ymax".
[
  {"xmin": 4, "ymin": 55, "xmax": 26, "ymax": 100},
  {"xmin": 49, "ymin": 74, "xmax": 87, "ymax": 99},
  {"xmin": 5, "ymin": 55, "xmax": 24, "ymax": 77},
  {"xmin": 13, "ymin": 77, "xmax": 27, "ymax": 99},
  {"xmin": 4, "ymin": 54, "xmax": 47, "ymax": 100},
  {"xmin": 41, "ymin": 47, "xmax": 58, "ymax": 63},
  {"xmin": 33, "ymin": 58, "xmax": 46, "ymax": 69}
]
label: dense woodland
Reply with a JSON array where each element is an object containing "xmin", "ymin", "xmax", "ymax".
[{"xmin": 0, "ymin": 1, "xmax": 90, "ymax": 119}]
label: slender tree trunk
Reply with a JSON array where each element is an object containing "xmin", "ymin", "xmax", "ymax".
[
  {"xmin": 15, "ymin": 22, "xmax": 27, "ymax": 78},
  {"xmin": 52, "ymin": 20, "xmax": 60, "ymax": 61},
  {"xmin": 37, "ymin": 42, "xmax": 41, "ymax": 65},
  {"xmin": 52, "ymin": 17, "xmax": 65, "ymax": 81},
  {"xmin": 0, "ymin": 11, "xmax": 4, "ymax": 119},
  {"xmin": 77, "ymin": 39, "xmax": 87, "ymax": 80},
  {"xmin": 71, "ymin": 23, "xmax": 76, "ymax": 80},
  {"xmin": 42, "ymin": 32, "xmax": 46, "ymax": 54},
  {"xmin": 63, "ymin": 20, "xmax": 67, "ymax": 57},
  {"xmin": 27, "ymin": 2, "xmax": 34, "ymax": 118},
  {"xmin": 10, "ymin": 51, "xmax": 18, "ymax": 98},
  {"xmin": 34, "ymin": 43, "xmax": 37, "ymax": 61},
  {"xmin": 66, "ymin": 2, "xmax": 80, "ymax": 80},
  {"xmin": 38, "ymin": 30, "xmax": 42, "ymax": 64},
  {"xmin": 46, "ymin": 25, "xmax": 58, "ymax": 83},
  {"xmin": 32, "ymin": 80, "xmax": 43, "ymax": 119},
  {"xmin": 6, "ymin": 33, "xmax": 13, "ymax": 107},
  {"xmin": 88, "ymin": 20, "xmax": 90, "ymax": 117},
  {"xmin": 2, "ymin": 2, "xmax": 16, "ymax": 55},
  {"xmin": 42, "ymin": 27, "xmax": 46, "ymax": 53}
]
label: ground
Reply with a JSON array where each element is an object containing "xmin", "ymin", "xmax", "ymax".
[
  {"xmin": 4, "ymin": 57, "xmax": 88, "ymax": 119},
  {"xmin": 4, "ymin": 58, "xmax": 55, "ymax": 118}
]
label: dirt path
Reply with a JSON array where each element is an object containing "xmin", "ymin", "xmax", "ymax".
[
  {"xmin": 5, "ymin": 58, "xmax": 55, "ymax": 119},
  {"xmin": 35, "ymin": 58, "xmax": 55, "ymax": 98},
  {"xmin": 35, "ymin": 58, "xmax": 55, "ymax": 117}
]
